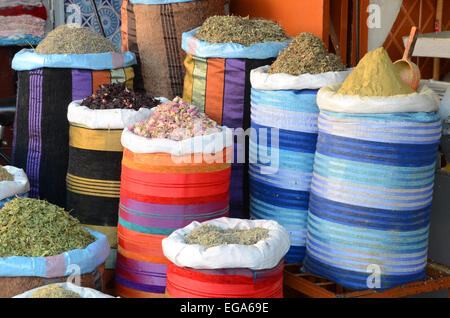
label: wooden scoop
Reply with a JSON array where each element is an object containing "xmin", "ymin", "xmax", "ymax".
[{"xmin": 393, "ymin": 26, "xmax": 421, "ymax": 91}]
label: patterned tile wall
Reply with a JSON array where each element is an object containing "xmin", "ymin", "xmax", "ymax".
[{"xmin": 64, "ymin": 0, "xmax": 122, "ymax": 51}]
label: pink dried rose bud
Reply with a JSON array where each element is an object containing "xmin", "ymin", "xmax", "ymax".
[{"xmin": 131, "ymin": 97, "xmax": 221, "ymax": 141}]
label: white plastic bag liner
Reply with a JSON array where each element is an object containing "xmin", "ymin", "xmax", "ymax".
[
  {"xmin": 438, "ymin": 88, "xmax": 450, "ymax": 121},
  {"xmin": 12, "ymin": 49, "xmax": 137, "ymax": 71},
  {"xmin": 0, "ymin": 229, "xmax": 110, "ymax": 277},
  {"xmin": 250, "ymin": 65, "xmax": 353, "ymax": 91},
  {"xmin": 67, "ymin": 97, "xmax": 168, "ymax": 130},
  {"xmin": 0, "ymin": 166, "xmax": 29, "ymax": 201},
  {"xmin": 317, "ymin": 84, "xmax": 439, "ymax": 114},
  {"xmin": 182, "ymin": 27, "xmax": 291, "ymax": 59},
  {"xmin": 162, "ymin": 217, "xmax": 290, "ymax": 270},
  {"xmin": 13, "ymin": 282, "xmax": 115, "ymax": 298},
  {"xmin": 121, "ymin": 125, "xmax": 233, "ymax": 156}
]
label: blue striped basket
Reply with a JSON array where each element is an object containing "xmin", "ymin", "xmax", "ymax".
[
  {"xmin": 303, "ymin": 108, "xmax": 442, "ymax": 290},
  {"xmin": 249, "ymin": 88, "xmax": 320, "ymax": 263}
]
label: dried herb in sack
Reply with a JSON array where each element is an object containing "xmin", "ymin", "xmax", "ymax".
[
  {"xmin": 30, "ymin": 285, "xmax": 82, "ymax": 298},
  {"xmin": 81, "ymin": 83, "xmax": 159, "ymax": 110},
  {"xmin": 0, "ymin": 198, "xmax": 95, "ymax": 258},
  {"xmin": 195, "ymin": 15, "xmax": 289, "ymax": 47},
  {"xmin": 185, "ymin": 224, "xmax": 269, "ymax": 249},
  {"xmin": 35, "ymin": 24, "xmax": 118, "ymax": 55},
  {"xmin": 0, "ymin": 166, "xmax": 13, "ymax": 182},
  {"xmin": 269, "ymin": 32, "xmax": 346, "ymax": 75}
]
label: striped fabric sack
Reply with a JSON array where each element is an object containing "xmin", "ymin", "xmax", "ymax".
[
  {"xmin": 116, "ymin": 128, "xmax": 232, "ymax": 297},
  {"xmin": 182, "ymin": 30, "xmax": 290, "ymax": 218},
  {"xmin": 0, "ymin": 165, "xmax": 29, "ymax": 208},
  {"xmin": 249, "ymin": 66, "xmax": 351, "ymax": 263},
  {"xmin": 11, "ymin": 50, "xmax": 136, "ymax": 208},
  {"xmin": 166, "ymin": 261, "xmax": 284, "ymax": 298},
  {"xmin": 303, "ymin": 84, "xmax": 441, "ymax": 290},
  {"xmin": 162, "ymin": 218, "xmax": 290, "ymax": 298},
  {"xmin": 0, "ymin": 229, "xmax": 110, "ymax": 298},
  {"xmin": 66, "ymin": 101, "xmax": 154, "ymax": 270},
  {"xmin": 122, "ymin": 0, "xmax": 227, "ymax": 98}
]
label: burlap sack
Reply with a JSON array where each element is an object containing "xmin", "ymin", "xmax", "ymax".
[
  {"xmin": 122, "ymin": 0, "xmax": 226, "ymax": 99},
  {"xmin": 1, "ymin": 265, "xmax": 105, "ymax": 298}
]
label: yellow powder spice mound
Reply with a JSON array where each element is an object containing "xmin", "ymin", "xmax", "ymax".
[{"xmin": 338, "ymin": 47, "xmax": 414, "ymax": 97}]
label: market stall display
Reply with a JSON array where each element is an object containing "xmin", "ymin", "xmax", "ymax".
[
  {"xmin": 182, "ymin": 15, "xmax": 291, "ymax": 218},
  {"xmin": 121, "ymin": 0, "xmax": 227, "ymax": 98},
  {"xmin": 249, "ymin": 33, "xmax": 350, "ymax": 263},
  {"xmin": 162, "ymin": 217, "xmax": 290, "ymax": 298},
  {"xmin": 66, "ymin": 83, "xmax": 159, "ymax": 270},
  {"xmin": 0, "ymin": 0, "xmax": 47, "ymax": 46},
  {"xmin": 0, "ymin": 198, "xmax": 110, "ymax": 298},
  {"xmin": 303, "ymin": 47, "xmax": 442, "ymax": 290},
  {"xmin": 115, "ymin": 97, "xmax": 232, "ymax": 298},
  {"xmin": 11, "ymin": 24, "xmax": 136, "ymax": 209}
]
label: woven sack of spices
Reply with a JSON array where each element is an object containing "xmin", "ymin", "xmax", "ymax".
[
  {"xmin": 0, "ymin": 165, "xmax": 30, "ymax": 208},
  {"xmin": 248, "ymin": 65, "xmax": 351, "ymax": 264},
  {"xmin": 121, "ymin": 0, "xmax": 227, "ymax": 98},
  {"xmin": 65, "ymin": 93, "xmax": 161, "ymax": 270},
  {"xmin": 13, "ymin": 282, "xmax": 115, "ymax": 298},
  {"xmin": 162, "ymin": 217, "xmax": 290, "ymax": 298},
  {"xmin": 116, "ymin": 107, "xmax": 233, "ymax": 298},
  {"xmin": 0, "ymin": 229, "xmax": 110, "ymax": 298},
  {"xmin": 181, "ymin": 25, "xmax": 290, "ymax": 219},
  {"xmin": 11, "ymin": 49, "xmax": 136, "ymax": 209},
  {"xmin": 303, "ymin": 83, "xmax": 441, "ymax": 290}
]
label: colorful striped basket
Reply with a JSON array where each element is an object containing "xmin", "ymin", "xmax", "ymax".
[
  {"xmin": 66, "ymin": 101, "xmax": 156, "ymax": 270},
  {"xmin": 66, "ymin": 125, "xmax": 122, "ymax": 270},
  {"xmin": 181, "ymin": 29, "xmax": 290, "ymax": 218},
  {"xmin": 11, "ymin": 50, "xmax": 136, "ymax": 208},
  {"xmin": 303, "ymin": 85, "xmax": 442, "ymax": 290},
  {"xmin": 161, "ymin": 217, "xmax": 290, "ymax": 298},
  {"xmin": 166, "ymin": 261, "xmax": 284, "ymax": 298},
  {"xmin": 115, "ymin": 133, "xmax": 232, "ymax": 297},
  {"xmin": 122, "ymin": 0, "xmax": 226, "ymax": 98},
  {"xmin": 249, "ymin": 66, "xmax": 350, "ymax": 263}
]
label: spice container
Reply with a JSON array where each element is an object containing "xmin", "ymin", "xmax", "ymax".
[
  {"xmin": 0, "ymin": 165, "xmax": 30, "ymax": 208},
  {"xmin": 0, "ymin": 198, "xmax": 110, "ymax": 298},
  {"xmin": 66, "ymin": 83, "xmax": 159, "ymax": 271},
  {"xmin": 116, "ymin": 97, "xmax": 233, "ymax": 298},
  {"xmin": 181, "ymin": 16, "xmax": 291, "ymax": 218},
  {"xmin": 11, "ymin": 24, "xmax": 136, "ymax": 209},
  {"xmin": 121, "ymin": 0, "xmax": 227, "ymax": 98},
  {"xmin": 162, "ymin": 217, "xmax": 290, "ymax": 298},
  {"xmin": 13, "ymin": 283, "xmax": 115, "ymax": 298},
  {"xmin": 303, "ymin": 48, "xmax": 441, "ymax": 290},
  {"xmin": 249, "ymin": 33, "xmax": 351, "ymax": 263}
]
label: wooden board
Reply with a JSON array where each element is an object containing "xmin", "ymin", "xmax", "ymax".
[
  {"xmin": 403, "ymin": 31, "xmax": 450, "ymax": 59},
  {"xmin": 284, "ymin": 260, "xmax": 450, "ymax": 298}
]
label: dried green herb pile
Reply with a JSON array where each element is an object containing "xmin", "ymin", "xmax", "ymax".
[
  {"xmin": 35, "ymin": 24, "xmax": 118, "ymax": 55},
  {"xmin": 30, "ymin": 285, "xmax": 82, "ymax": 298},
  {"xmin": 185, "ymin": 224, "xmax": 269, "ymax": 248},
  {"xmin": 269, "ymin": 32, "xmax": 346, "ymax": 75},
  {"xmin": 0, "ymin": 166, "xmax": 13, "ymax": 182},
  {"xmin": 195, "ymin": 15, "xmax": 289, "ymax": 46},
  {"xmin": 0, "ymin": 198, "xmax": 95, "ymax": 258}
]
